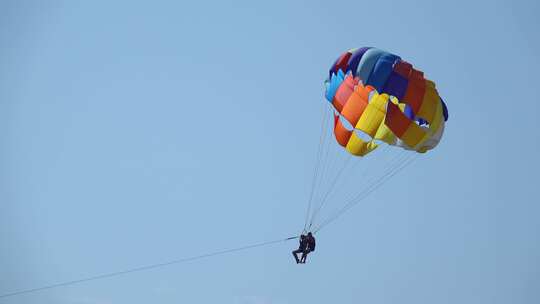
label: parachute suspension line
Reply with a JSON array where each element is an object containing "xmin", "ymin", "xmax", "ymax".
[
  {"xmin": 314, "ymin": 154, "xmax": 412, "ymax": 233},
  {"xmin": 308, "ymin": 154, "xmax": 352, "ymax": 230},
  {"xmin": 314, "ymin": 153, "xmax": 418, "ymax": 232},
  {"xmin": 328, "ymin": 144, "xmax": 391, "ymax": 213},
  {"xmin": 313, "ymin": 152, "xmax": 364, "ymax": 222},
  {"xmin": 381, "ymin": 144, "xmax": 395, "ymax": 163},
  {"xmin": 313, "ymin": 149, "xmax": 410, "ymax": 232},
  {"xmin": 309, "ymin": 121, "xmax": 349, "ymax": 230},
  {"xmin": 303, "ymin": 104, "xmax": 331, "ymax": 232},
  {"xmin": 333, "ymin": 150, "xmax": 410, "ymax": 218},
  {"xmin": 339, "ymin": 148, "xmax": 406, "ymax": 205},
  {"xmin": 308, "ymin": 108, "xmax": 337, "ymax": 228},
  {"xmin": 0, "ymin": 236, "xmax": 299, "ymax": 300},
  {"xmin": 328, "ymin": 144, "xmax": 395, "ymax": 224},
  {"xmin": 313, "ymin": 122, "xmax": 336, "ymax": 202},
  {"xmin": 306, "ymin": 105, "xmax": 334, "ymax": 231},
  {"xmin": 327, "ymin": 153, "xmax": 416, "ymax": 231},
  {"xmin": 311, "ymin": 143, "xmax": 390, "ymax": 227}
]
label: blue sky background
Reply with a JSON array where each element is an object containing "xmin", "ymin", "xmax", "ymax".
[{"xmin": 1, "ymin": 0, "xmax": 539, "ymax": 303}]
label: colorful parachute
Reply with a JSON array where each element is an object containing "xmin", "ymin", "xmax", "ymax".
[
  {"xmin": 302, "ymin": 47, "xmax": 449, "ymax": 233},
  {"xmin": 325, "ymin": 47, "xmax": 449, "ymax": 156}
]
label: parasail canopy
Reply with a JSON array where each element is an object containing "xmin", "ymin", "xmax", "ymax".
[
  {"xmin": 325, "ymin": 47, "xmax": 448, "ymax": 156},
  {"xmin": 303, "ymin": 47, "xmax": 449, "ymax": 233}
]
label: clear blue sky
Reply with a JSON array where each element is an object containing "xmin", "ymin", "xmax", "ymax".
[{"xmin": 1, "ymin": 0, "xmax": 539, "ymax": 303}]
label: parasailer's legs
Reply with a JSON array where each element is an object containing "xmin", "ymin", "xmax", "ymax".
[
  {"xmin": 292, "ymin": 249, "xmax": 302, "ymax": 264},
  {"xmin": 300, "ymin": 249, "xmax": 310, "ymax": 263}
]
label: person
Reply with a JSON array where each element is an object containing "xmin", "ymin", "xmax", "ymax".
[
  {"xmin": 300, "ymin": 232, "xmax": 316, "ymax": 264},
  {"xmin": 292, "ymin": 234, "xmax": 308, "ymax": 264}
]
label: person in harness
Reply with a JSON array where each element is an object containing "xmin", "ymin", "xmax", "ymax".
[
  {"xmin": 300, "ymin": 232, "xmax": 316, "ymax": 264},
  {"xmin": 292, "ymin": 234, "xmax": 308, "ymax": 264}
]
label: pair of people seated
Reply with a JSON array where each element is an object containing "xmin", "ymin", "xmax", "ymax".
[{"xmin": 292, "ymin": 232, "xmax": 316, "ymax": 264}]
